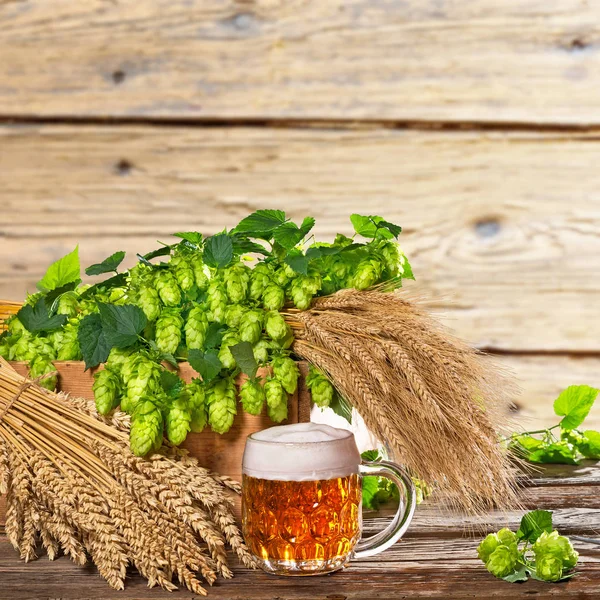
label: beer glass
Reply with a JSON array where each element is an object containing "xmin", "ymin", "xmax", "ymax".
[{"xmin": 242, "ymin": 423, "xmax": 416, "ymax": 576}]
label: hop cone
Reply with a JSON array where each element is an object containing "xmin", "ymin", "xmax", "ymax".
[
  {"xmin": 380, "ymin": 242, "xmax": 401, "ymax": 277},
  {"xmin": 218, "ymin": 332, "xmax": 241, "ymax": 370},
  {"xmin": 272, "ymin": 356, "xmax": 300, "ymax": 394},
  {"xmin": 130, "ymin": 399, "xmax": 164, "ymax": 457},
  {"xmin": 31, "ymin": 336, "xmax": 57, "ymax": 361},
  {"xmin": 224, "ymin": 304, "xmax": 246, "ymax": 328},
  {"xmin": 253, "ymin": 338, "xmax": 271, "ymax": 364},
  {"xmin": 535, "ymin": 555, "xmax": 563, "ymax": 582},
  {"xmin": 223, "ymin": 265, "xmax": 250, "ymax": 303},
  {"xmin": 352, "ymin": 258, "xmax": 383, "ymax": 290},
  {"xmin": 107, "ymin": 347, "xmax": 134, "ymax": 376},
  {"xmin": 306, "ymin": 366, "xmax": 335, "ymax": 408},
  {"xmin": 155, "ymin": 308, "xmax": 184, "ymax": 354},
  {"xmin": 265, "ymin": 311, "xmax": 289, "ymax": 341},
  {"xmin": 0, "ymin": 338, "xmax": 9, "ymax": 359},
  {"xmin": 124, "ymin": 357, "xmax": 161, "ymax": 413},
  {"xmin": 56, "ymin": 322, "xmax": 81, "ymax": 361},
  {"xmin": 10, "ymin": 335, "xmax": 35, "ymax": 362},
  {"xmin": 262, "ymin": 284, "xmax": 285, "ymax": 311},
  {"xmin": 57, "ymin": 291, "xmax": 79, "ymax": 317},
  {"xmin": 273, "ymin": 265, "xmax": 293, "ymax": 288},
  {"xmin": 137, "ymin": 286, "xmax": 161, "ymax": 321},
  {"xmin": 533, "ymin": 531, "xmax": 578, "ymax": 571},
  {"xmin": 250, "ymin": 270, "xmax": 270, "ymax": 301},
  {"xmin": 185, "ymin": 305, "xmax": 209, "ymax": 350},
  {"xmin": 239, "ymin": 309, "xmax": 264, "ymax": 344},
  {"xmin": 7, "ymin": 317, "xmax": 26, "ymax": 336},
  {"xmin": 240, "ymin": 379, "xmax": 265, "ymax": 416},
  {"xmin": 171, "ymin": 254, "xmax": 195, "ymax": 292},
  {"xmin": 190, "ymin": 255, "xmax": 209, "ymax": 290},
  {"xmin": 330, "ymin": 256, "xmax": 351, "ymax": 281},
  {"xmin": 485, "ymin": 544, "xmax": 519, "ymax": 578},
  {"xmin": 265, "ymin": 378, "xmax": 288, "ymax": 423},
  {"xmin": 155, "ymin": 270, "xmax": 182, "ymax": 306},
  {"xmin": 289, "ymin": 278, "xmax": 313, "ymax": 311},
  {"xmin": 93, "ymin": 369, "xmax": 121, "ymax": 415},
  {"xmin": 207, "ymin": 377, "xmax": 237, "ymax": 434},
  {"xmin": 187, "ymin": 380, "xmax": 208, "ymax": 432},
  {"xmin": 29, "ymin": 356, "xmax": 57, "ymax": 391},
  {"xmin": 166, "ymin": 397, "xmax": 192, "ymax": 445},
  {"xmin": 207, "ymin": 281, "xmax": 227, "ymax": 323}
]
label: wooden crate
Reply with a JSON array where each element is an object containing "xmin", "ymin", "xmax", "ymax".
[{"xmin": 1, "ymin": 360, "xmax": 312, "ymax": 523}]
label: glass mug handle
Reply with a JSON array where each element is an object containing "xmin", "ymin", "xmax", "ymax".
[{"xmin": 353, "ymin": 460, "xmax": 416, "ymax": 559}]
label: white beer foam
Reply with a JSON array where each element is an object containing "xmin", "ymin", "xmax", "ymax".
[{"xmin": 243, "ymin": 423, "xmax": 361, "ymax": 481}]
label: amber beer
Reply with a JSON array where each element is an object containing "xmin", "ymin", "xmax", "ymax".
[{"xmin": 242, "ymin": 423, "xmax": 416, "ymax": 576}]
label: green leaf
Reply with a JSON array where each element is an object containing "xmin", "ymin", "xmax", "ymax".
[
  {"xmin": 17, "ymin": 298, "xmax": 67, "ymax": 333},
  {"xmin": 44, "ymin": 280, "xmax": 80, "ymax": 312},
  {"xmin": 273, "ymin": 222, "xmax": 306, "ymax": 249},
  {"xmin": 376, "ymin": 219, "xmax": 402, "ymax": 239},
  {"xmin": 204, "ymin": 322, "xmax": 226, "ymax": 349},
  {"xmin": 330, "ymin": 393, "xmax": 352, "ymax": 424},
  {"xmin": 37, "ymin": 246, "xmax": 81, "ymax": 293},
  {"xmin": 234, "ymin": 209, "xmax": 287, "ymax": 236},
  {"xmin": 554, "ymin": 385, "xmax": 599, "ymax": 430},
  {"xmin": 143, "ymin": 245, "xmax": 173, "ymax": 260},
  {"xmin": 285, "ymin": 251, "xmax": 309, "ymax": 275},
  {"xmin": 98, "ymin": 303, "xmax": 147, "ymax": 349},
  {"xmin": 188, "ymin": 349, "xmax": 222, "ymax": 383},
  {"xmin": 517, "ymin": 510, "xmax": 553, "ymax": 543},
  {"xmin": 300, "ymin": 216, "xmax": 315, "ymax": 236},
  {"xmin": 399, "ymin": 253, "xmax": 415, "ymax": 280},
  {"xmin": 361, "ymin": 476, "xmax": 381, "ymax": 510},
  {"xmin": 79, "ymin": 272, "xmax": 128, "ymax": 299},
  {"xmin": 173, "ymin": 232, "xmax": 203, "ymax": 245},
  {"xmin": 160, "ymin": 370, "xmax": 185, "ymax": 399},
  {"xmin": 230, "ymin": 235, "xmax": 269, "ymax": 256},
  {"xmin": 85, "ymin": 251, "xmax": 126, "ymax": 276},
  {"xmin": 350, "ymin": 214, "xmax": 393, "ymax": 239},
  {"xmin": 503, "ymin": 564, "xmax": 529, "ymax": 583},
  {"xmin": 528, "ymin": 443, "xmax": 579, "ymax": 465},
  {"xmin": 203, "ymin": 233, "xmax": 233, "ymax": 268},
  {"xmin": 361, "ymin": 449, "xmax": 381, "ymax": 462},
  {"xmin": 78, "ymin": 313, "xmax": 111, "ymax": 370},
  {"xmin": 513, "ymin": 435, "xmax": 546, "ymax": 452},
  {"xmin": 229, "ymin": 341, "xmax": 258, "ymax": 378},
  {"xmin": 578, "ymin": 430, "xmax": 600, "ymax": 459}
]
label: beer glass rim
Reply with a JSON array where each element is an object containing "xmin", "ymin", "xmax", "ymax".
[{"xmin": 247, "ymin": 428, "xmax": 355, "ymax": 446}]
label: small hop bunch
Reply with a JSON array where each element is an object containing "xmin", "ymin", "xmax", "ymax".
[
  {"xmin": 185, "ymin": 305, "xmax": 209, "ymax": 350},
  {"xmin": 477, "ymin": 511, "xmax": 579, "ymax": 583},
  {"xmin": 264, "ymin": 378, "xmax": 288, "ymax": 423},
  {"xmin": 306, "ymin": 365, "xmax": 335, "ymax": 408},
  {"xmin": 206, "ymin": 376, "xmax": 237, "ymax": 434},
  {"xmin": 155, "ymin": 270, "xmax": 182, "ymax": 307},
  {"xmin": 187, "ymin": 380, "xmax": 208, "ymax": 432},
  {"xmin": 166, "ymin": 397, "xmax": 192, "ymax": 445},
  {"xmin": 92, "ymin": 369, "xmax": 121, "ymax": 415},
  {"xmin": 130, "ymin": 399, "xmax": 164, "ymax": 456},
  {"xmin": 223, "ymin": 264, "xmax": 250, "ymax": 303},
  {"xmin": 155, "ymin": 308, "xmax": 184, "ymax": 355},
  {"xmin": 240, "ymin": 378, "xmax": 266, "ymax": 416},
  {"xmin": 272, "ymin": 356, "xmax": 300, "ymax": 394},
  {"xmin": 239, "ymin": 309, "xmax": 264, "ymax": 344}
]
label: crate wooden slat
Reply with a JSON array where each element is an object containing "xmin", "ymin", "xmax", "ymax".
[{"xmin": 0, "ymin": 1, "xmax": 599, "ymax": 124}]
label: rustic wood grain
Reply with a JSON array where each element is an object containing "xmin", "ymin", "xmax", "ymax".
[
  {"xmin": 2, "ymin": 126, "xmax": 600, "ymax": 353},
  {"xmin": 1, "ymin": 463, "xmax": 598, "ymax": 599},
  {"xmin": 0, "ymin": 1, "xmax": 599, "ymax": 124}
]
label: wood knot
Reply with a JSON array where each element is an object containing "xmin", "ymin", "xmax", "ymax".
[
  {"xmin": 112, "ymin": 70, "xmax": 126, "ymax": 84},
  {"xmin": 474, "ymin": 218, "xmax": 501, "ymax": 238},
  {"xmin": 114, "ymin": 159, "xmax": 133, "ymax": 175}
]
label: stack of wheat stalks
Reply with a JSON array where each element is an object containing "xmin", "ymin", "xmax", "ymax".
[
  {"xmin": 0, "ymin": 357, "xmax": 255, "ymax": 594},
  {"xmin": 286, "ymin": 289, "xmax": 520, "ymax": 513}
]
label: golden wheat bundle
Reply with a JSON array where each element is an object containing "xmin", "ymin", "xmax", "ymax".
[
  {"xmin": 0, "ymin": 358, "xmax": 255, "ymax": 594},
  {"xmin": 285, "ymin": 288, "xmax": 520, "ymax": 514}
]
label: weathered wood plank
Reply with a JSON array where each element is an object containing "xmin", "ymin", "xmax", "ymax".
[
  {"xmin": 2, "ymin": 126, "xmax": 600, "ymax": 353},
  {"xmin": 1, "ymin": 1, "xmax": 600, "ymax": 124}
]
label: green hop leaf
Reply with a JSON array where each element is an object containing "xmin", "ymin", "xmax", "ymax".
[
  {"xmin": 85, "ymin": 251, "xmax": 126, "ymax": 276},
  {"xmin": 578, "ymin": 430, "xmax": 600, "ymax": 460},
  {"xmin": 78, "ymin": 313, "xmax": 111, "ymax": 370},
  {"xmin": 233, "ymin": 209, "xmax": 287, "ymax": 237},
  {"xmin": 188, "ymin": 348, "xmax": 222, "ymax": 383},
  {"xmin": 173, "ymin": 232, "xmax": 203, "ymax": 245},
  {"xmin": 166, "ymin": 397, "xmax": 192, "ymax": 446},
  {"xmin": 517, "ymin": 510, "xmax": 553, "ymax": 543},
  {"xmin": 204, "ymin": 233, "xmax": 234, "ymax": 269},
  {"xmin": 485, "ymin": 544, "xmax": 519, "ymax": 579},
  {"xmin": 93, "ymin": 369, "xmax": 121, "ymax": 415},
  {"xmin": 98, "ymin": 303, "xmax": 147, "ymax": 349},
  {"xmin": 229, "ymin": 341, "xmax": 258, "ymax": 378},
  {"xmin": 240, "ymin": 379, "xmax": 266, "ymax": 416},
  {"xmin": 528, "ymin": 441, "xmax": 579, "ymax": 465},
  {"xmin": 554, "ymin": 385, "xmax": 599, "ymax": 431},
  {"xmin": 17, "ymin": 298, "xmax": 67, "ymax": 334},
  {"xmin": 37, "ymin": 246, "xmax": 81, "ymax": 293}
]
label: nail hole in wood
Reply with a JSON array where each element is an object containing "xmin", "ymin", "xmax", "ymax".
[
  {"xmin": 112, "ymin": 70, "xmax": 126, "ymax": 84},
  {"xmin": 569, "ymin": 38, "xmax": 587, "ymax": 51},
  {"xmin": 474, "ymin": 218, "xmax": 501, "ymax": 238},
  {"xmin": 115, "ymin": 159, "xmax": 133, "ymax": 175}
]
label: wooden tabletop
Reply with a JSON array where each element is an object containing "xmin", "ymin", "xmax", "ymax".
[{"xmin": 0, "ymin": 463, "xmax": 598, "ymax": 599}]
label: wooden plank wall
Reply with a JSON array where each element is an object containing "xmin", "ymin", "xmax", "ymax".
[{"xmin": 1, "ymin": 0, "xmax": 599, "ymax": 429}]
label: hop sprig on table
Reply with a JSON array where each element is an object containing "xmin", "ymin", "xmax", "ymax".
[
  {"xmin": 0, "ymin": 211, "xmax": 414, "ymax": 456},
  {"xmin": 478, "ymin": 510, "xmax": 579, "ymax": 583}
]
